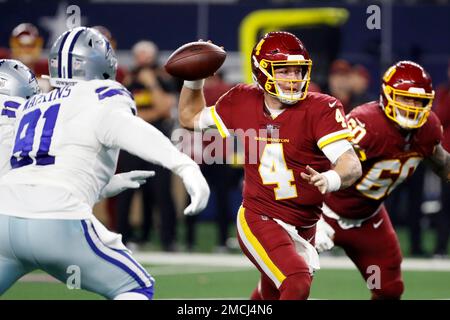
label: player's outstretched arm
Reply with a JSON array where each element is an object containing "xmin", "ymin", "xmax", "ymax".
[
  {"xmin": 178, "ymin": 80, "xmax": 206, "ymax": 130},
  {"xmin": 301, "ymin": 148, "xmax": 362, "ymax": 194},
  {"xmin": 96, "ymin": 107, "xmax": 210, "ymax": 215},
  {"xmin": 425, "ymin": 143, "xmax": 450, "ymax": 183}
]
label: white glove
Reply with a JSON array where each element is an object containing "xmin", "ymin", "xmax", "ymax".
[
  {"xmin": 315, "ymin": 217, "xmax": 336, "ymax": 253},
  {"xmin": 178, "ymin": 165, "xmax": 210, "ymax": 216},
  {"xmin": 100, "ymin": 170, "xmax": 155, "ymax": 200}
]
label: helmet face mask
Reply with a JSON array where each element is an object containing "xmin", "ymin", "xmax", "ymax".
[
  {"xmin": 48, "ymin": 27, "xmax": 118, "ymax": 87},
  {"xmin": 0, "ymin": 59, "xmax": 41, "ymax": 99},
  {"xmin": 380, "ymin": 61, "xmax": 434, "ymax": 130},
  {"xmin": 382, "ymin": 85, "xmax": 433, "ymax": 129},
  {"xmin": 251, "ymin": 31, "xmax": 312, "ymax": 105}
]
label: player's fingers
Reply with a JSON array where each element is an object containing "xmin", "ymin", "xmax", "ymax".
[
  {"xmin": 306, "ymin": 165, "xmax": 319, "ymax": 175},
  {"xmin": 184, "ymin": 203, "xmax": 193, "ymax": 215},
  {"xmin": 126, "ymin": 181, "xmax": 141, "ymax": 189},
  {"xmin": 319, "ymin": 185, "xmax": 327, "ymax": 194},
  {"xmin": 300, "ymin": 172, "xmax": 311, "ymax": 181},
  {"xmin": 310, "ymin": 174, "xmax": 324, "ymax": 183},
  {"xmin": 313, "ymin": 181, "xmax": 326, "ymax": 189},
  {"xmin": 130, "ymin": 170, "xmax": 156, "ymax": 178}
]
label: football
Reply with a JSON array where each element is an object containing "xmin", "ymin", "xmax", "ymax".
[{"xmin": 164, "ymin": 41, "xmax": 226, "ymax": 80}]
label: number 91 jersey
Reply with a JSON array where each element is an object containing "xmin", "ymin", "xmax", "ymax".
[
  {"xmin": 0, "ymin": 80, "xmax": 136, "ymax": 219},
  {"xmin": 212, "ymin": 84, "xmax": 351, "ymax": 226},
  {"xmin": 325, "ymin": 101, "xmax": 443, "ymax": 219}
]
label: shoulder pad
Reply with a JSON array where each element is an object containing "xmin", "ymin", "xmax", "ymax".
[{"xmin": 84, "ymin": 80, "xmax": 136, "ymax": 115}]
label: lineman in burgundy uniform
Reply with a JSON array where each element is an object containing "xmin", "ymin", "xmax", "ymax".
[{"xmin": 317, "ymin": 61, "xmax": 450, "ymax": 299}]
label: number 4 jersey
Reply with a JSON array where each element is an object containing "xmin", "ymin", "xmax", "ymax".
[
  {"xmin": 324, "ymin": 101, "xmax": 443, "ymax": 219},
  {"xmin": 207, "ymin": 84, "xmax": 351, "ymax": 226}
]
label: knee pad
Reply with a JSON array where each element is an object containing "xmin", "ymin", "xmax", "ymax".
[
  {"xmin": 372, "ymin": 280, "xmax": 404, "ymax": 300},
  {"xmin": 279, "ymin": 272, "xmax": 312, "ymax": 300}
]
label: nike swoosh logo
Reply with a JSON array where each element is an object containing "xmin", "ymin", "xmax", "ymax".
[
  {"xmin": 373, "ymin": 219, "xmax": 384, "ymax": 229},
  {"xmin": 328, "ymin": 100, "xmax": 337, "ymax": 108}
]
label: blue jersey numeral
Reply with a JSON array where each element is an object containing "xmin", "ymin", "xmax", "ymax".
[{"xmin": 11, "ymin": 104, "xmax": 61, "ymax": 169}]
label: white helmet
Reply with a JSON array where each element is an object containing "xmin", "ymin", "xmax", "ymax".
[{"xmin": 48, "ymin": 27, "xmax": 117, "ymax": 87}]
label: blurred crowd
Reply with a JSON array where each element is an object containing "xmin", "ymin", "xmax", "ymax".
[{"xmin": 1, "ymin": 22, "xmax": 449, "ymax": 257}]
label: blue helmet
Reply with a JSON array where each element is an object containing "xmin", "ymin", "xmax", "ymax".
[
  {"xmin": 0, "ymin": 59, "xmax": 40, "ymax": 99},
  {"xmin": 48, "ymin": 27, "xmax": 118, "ymax": 87}
]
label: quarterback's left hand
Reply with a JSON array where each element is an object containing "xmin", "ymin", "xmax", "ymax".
[
  {"xmin": 301, "ymin": 166, "xmax": 328, "ymax": 194},
  {"xmin": 100, "ymin": 170, "xmax": 156, "ymax": 199}
]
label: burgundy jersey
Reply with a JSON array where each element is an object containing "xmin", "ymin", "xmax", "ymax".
[
  {"xmin": 435, "ymin": 83, "xmax": 450, "ymax": 151},
  {"xmin": 212, "ymin": 84, "xmax": 351, "ymax": 226},
  {"xmin": 325, "ymin": 101, "xmax": 443, "ymax": 219}
]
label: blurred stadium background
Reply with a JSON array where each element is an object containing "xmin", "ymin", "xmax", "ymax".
[{"xmin": 1, "ymin": 0, "xmax": 450, "ymax": 299}]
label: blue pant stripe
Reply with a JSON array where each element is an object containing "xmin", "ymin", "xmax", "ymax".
[{"xmin": 81, "ymin": 220, "xmax": 146, "ymax": 288}]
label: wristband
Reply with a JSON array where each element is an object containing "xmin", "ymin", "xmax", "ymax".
[
  {"xmin": 183, "ymin": 79, "xmax": 205, "ymax": 90},
  {"xmin": 322, "ymin": 170, "xmax": 341, "ymax": 192}
]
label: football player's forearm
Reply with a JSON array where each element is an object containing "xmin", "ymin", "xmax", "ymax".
[
  {"xmin": 333, "ymin": 149, "xmax": 362, "ymax": 189},
  {"xmin": 178, "ymin": 86, "xmax": 206, "ymax": 129},
  {"xmin": 100, "ymin": 110, "xmax": 199, "ymax": 175},
  {"xmin": 426, "ymin": 144, "xmax": 450, "ymax": 182}
]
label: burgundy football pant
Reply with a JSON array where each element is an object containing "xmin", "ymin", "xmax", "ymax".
[
  {"xmin": 236, "ymin": 206, "xmax": 316, "ymax": 300},
  {"xmin": 323, "ymin": 205, "xmax": 404, "ymax": 299}
]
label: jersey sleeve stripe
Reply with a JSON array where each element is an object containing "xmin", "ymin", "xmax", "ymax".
[
  {"xmin": 210, "ymin": 105, "xmax": 231, "ymax": 138},
  {"xmin": 4, "ymin": 100, "xmax": 21, "ymax": 109},
  {"xmin": 1, "ymin": 109, "xmax": 16, "ymax": 118},
  {"xmin": 95, "ymin": 87, "xmax": 134, "ymax": 101},
  {"xmin": 317, "ymin": 129, "xmax": 351, "ymax": 149},
  {"xmin": 236, "ymin": 206, "xmax": 286, "ymax": 288}
]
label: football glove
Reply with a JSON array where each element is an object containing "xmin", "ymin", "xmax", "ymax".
[
  {"xmin": 100, "ymin": 170, "xmax": 155, "ymax": 199},
  {"xmin": 315, "ymin": 216, "xmax": 336, "ymax": 253},
  {"xmin": 178, "ymin": 165, "xmax": 210, "ymax": 216}
]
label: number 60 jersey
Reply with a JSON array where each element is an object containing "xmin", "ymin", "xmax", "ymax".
[
  {"xmin": 324, "ymin": 101, "xmax": 443, "ymax": 219},
  {"xmin": 0, "ymin": 80, "xmax": 138, "ymax": 219}
]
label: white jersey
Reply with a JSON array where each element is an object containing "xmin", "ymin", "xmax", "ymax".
[
  {"xmin": 0, "ymin": 79, "xmax": 196, "ymax": 219},
  {"xmin": 0, "ymin": 94, "xmax": 25, "ymax": 176}
]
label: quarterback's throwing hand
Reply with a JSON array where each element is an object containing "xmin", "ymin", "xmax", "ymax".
[{"xmin": 300, "ymin": 165, "xmax": 328, "ymax": 194}]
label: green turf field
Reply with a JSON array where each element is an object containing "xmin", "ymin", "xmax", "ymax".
[
  {"xmin": 2, "ymin": 222, "xmax": 449, "ymax": 300},
  {"xmin": 3, "ymin": 265, "xmax": 450, "ymax": 300}
]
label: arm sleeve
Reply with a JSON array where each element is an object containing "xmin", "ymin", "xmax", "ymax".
[
  {"xmin": 95, "ymin": 102, "xmax": 198, "ymax": 176},
  {"xmin": 197, "ymin": 106, "xmax": 231, "ymax": 140},
  {"xmin": 321, "ymin": 139, "xmax": 353, "ymax": 164},
  {"xmin": 314, "ymin": 99, "xmax": 351, "ymax": 149}
]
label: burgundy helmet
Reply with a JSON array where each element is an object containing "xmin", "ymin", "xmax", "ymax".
[
  {"xmin": 381, "ymin": 60, "xmax": 434, "ymax": 129},
  {"xmin": 251, "ymin": 31, "xmax": 312, "ymax": 104}
]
